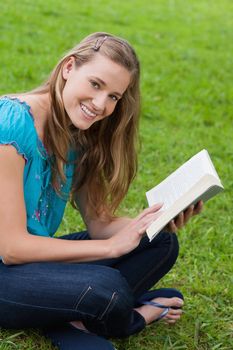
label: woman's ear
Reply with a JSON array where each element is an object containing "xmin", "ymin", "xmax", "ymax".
[{"xmin": 62, "ymin": 57, "xmax": 76, "ymax": 80}]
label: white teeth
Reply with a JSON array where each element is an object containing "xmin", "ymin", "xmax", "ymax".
[{"xmin": 81, "ymin": 104, "xmax": 97, "ymax": 118}]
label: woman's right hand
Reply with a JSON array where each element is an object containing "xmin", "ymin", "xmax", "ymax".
[{"xmin": 108, "ymin": 203, "xmax": 163, "ymax": 258}]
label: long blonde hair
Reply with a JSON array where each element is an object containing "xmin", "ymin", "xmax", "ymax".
[{"xmin": 31, "ymin": 32, "xmax": 140, "ymax": 219}]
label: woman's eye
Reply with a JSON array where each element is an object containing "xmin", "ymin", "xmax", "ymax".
[
  {"xmin": 110, "ymin": 95, "xmax": 118, "ymax": 102},
  {"xmin": 90, "ymin": 81, "xmax": 100, "ymax": 89}
]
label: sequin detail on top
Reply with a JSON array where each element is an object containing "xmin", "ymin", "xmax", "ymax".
[
  {"xmin": 32, "ymin": 209, "xmax": 41, "ymax": 222},
  {"xmin": 32, "ymin": 186, "xmax": 53, "ymax": 222}
]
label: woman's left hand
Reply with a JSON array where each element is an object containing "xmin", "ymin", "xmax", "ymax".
[{"xmin": 166, "ymin": 200, "xmax": 203, "ymax": 232}]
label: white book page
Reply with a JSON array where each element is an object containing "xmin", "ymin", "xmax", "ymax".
[{"xmin": 146, "ymin": 150, "xmax": 217, "ymax": 210}]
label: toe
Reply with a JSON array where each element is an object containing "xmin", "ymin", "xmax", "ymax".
[
  {"xmin": 166, "ymin": 313, "xmax": 181, "ymax": 320},
  {"xmin": 165, "ymin": 307, "xmax": 183, "ymax": 323},
  {"xmin": 169, "ymin": 297, "xmax": 184, "ymax": 308},
  {"xmin": 169, "ymin": 308, "xmax": 183, "ymax": 315}
]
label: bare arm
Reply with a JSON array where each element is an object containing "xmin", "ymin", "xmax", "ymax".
[
  {"xmin": 75, "ymin": 185, "xmax": 134, "ymax": 239},
  {"xmin": 75, "ymin": 185, "xmax": 163, "ymax": 255},
  {"xmin": 76, "ymin": 181, "xmax": 203, "ymax": 240},
  {"xmin": 0, "ymin": 146, "xmax": 112, "ymax": 265},
  {"xmin": 0, "ymin": 146, "xmax": 163, "ymax": 265}
]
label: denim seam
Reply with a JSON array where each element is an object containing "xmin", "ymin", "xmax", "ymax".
[
  {"xmin": 73, "ymin": 286, "xmax": 92, "ymax": 311},
  {"xmin": 0, "ymin": 297, "xmax": 96, "ymax": 317},
  {"xmin": 98, "ymin": 292, "xmax": 118, "ymax": 320},
  {"xmin": 132, "ymin": 233, "xmax": 176, "ymax": 293}
]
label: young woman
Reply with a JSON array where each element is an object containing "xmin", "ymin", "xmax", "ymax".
[{"xmin": 0, "ymin": 32, "xmax": 202, "ymax": 350}]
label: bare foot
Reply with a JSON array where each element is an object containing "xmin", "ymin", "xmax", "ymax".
[{"xmin": 135, "ymin": 297, "xmax": 184, "ymax": 324}]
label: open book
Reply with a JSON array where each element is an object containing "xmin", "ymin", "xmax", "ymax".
[{"xmin": 146, "ymin": 149, "xmax": 224, "ymax": 241}]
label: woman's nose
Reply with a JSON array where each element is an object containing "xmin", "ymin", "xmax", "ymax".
[{"xmin": 92, "ymin": 93, "xmax": 107, "ymax": 111}]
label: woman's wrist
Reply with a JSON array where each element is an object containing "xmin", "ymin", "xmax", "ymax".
[{"xmin": 105, "ymin": 236, "xmax": 119, "ymax": 259}]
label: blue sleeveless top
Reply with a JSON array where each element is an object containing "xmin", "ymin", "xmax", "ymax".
[{"xmin": 0, "ymin": 97, "xmax": 76, "ymax": 238}]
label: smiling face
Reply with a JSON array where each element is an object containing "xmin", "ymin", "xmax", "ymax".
[{"xmin": 62, "ymin": 54, "xmax": 131, "ymax": 130}]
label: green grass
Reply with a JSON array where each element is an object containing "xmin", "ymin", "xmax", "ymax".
[{"xmin": 0, "ymin": 0, "xmax": 232, "ymax": 349}]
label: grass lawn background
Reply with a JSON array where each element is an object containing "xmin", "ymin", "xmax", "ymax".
[{"xmin": 0, "ymin": 0, "xmax": 232, "ymax": 349}]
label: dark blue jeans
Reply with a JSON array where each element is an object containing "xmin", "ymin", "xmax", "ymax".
[{"xmin": 0, "ymin": 231, "xmax": 179, "ymax": 347}]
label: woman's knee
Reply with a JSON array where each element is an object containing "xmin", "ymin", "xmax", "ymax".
[
  {"xmin": 82, "ymin": 268, "xmax": 134, "ymax": 336},
  {"xmin": 94, "ymin": 268, "xmax": 134, "ymax": 315}
]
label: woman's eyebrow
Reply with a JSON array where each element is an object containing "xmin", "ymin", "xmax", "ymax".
[{"xmin": 90, "ymin": 76, "xmax": 123, "ymax": 97}]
